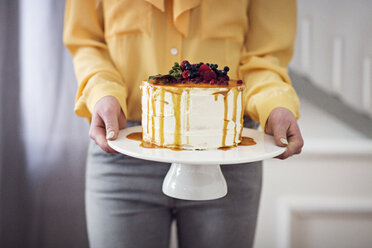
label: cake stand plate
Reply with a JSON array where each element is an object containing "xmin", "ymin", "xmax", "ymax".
[{"xmin": 108, "ymin": 126, "xmax": 285, "ymax": 201}]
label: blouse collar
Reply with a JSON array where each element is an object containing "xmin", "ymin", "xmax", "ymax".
[{"xmin": 145, "ymin": 0, "xmax": 200, "ymax": 37}]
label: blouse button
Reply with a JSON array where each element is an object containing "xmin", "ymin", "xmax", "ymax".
[{"xmin": 170, "ymin": 48, "xmax": 178, "ymax": 55}]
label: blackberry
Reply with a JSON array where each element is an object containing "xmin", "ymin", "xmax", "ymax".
[
  {"xmin": 180, "ymin": 60, "xmax": 189, "ymax": 70},
  {"xmin": 188, "ymin": 72, "xmax": 194, "ymax": 78}
]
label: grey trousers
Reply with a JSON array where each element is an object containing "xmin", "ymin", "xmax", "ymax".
[{"xmin": 85, "ymin": 121, "xmax": 262, "ymax": 248}]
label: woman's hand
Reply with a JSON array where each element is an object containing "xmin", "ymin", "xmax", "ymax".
[
  {"xmin": 89, "ymin": 96, "xmax": 127, "ymax": 153},
  {"xmin": 265, "ymin": 107, "xmax": 304, "ymax": 159}
]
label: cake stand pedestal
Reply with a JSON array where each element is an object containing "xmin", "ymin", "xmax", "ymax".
[{"xmin": 108, "ymin": 126, "xmax": 285, "ymax": 201}]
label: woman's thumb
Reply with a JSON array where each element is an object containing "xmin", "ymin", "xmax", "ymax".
[
  {"xmin": 272, "ymin": 123, "xmax": 289, "ymax": 147},
  {"xmin": 102, "ymin": 112, "xmax": 119, "ymax": 141}
]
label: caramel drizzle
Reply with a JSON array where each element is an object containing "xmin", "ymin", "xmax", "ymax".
[
  {"xmin": 163, "ymin": 88, "xmax": 182, "ymax": 95},
  {"xmin": 127, "ymin": 132, "xmax": 142, "ymax": 141},
  {"xmin": 128, "ymin": 132, "xmax": 256, "ymax": 150},
  {"xmin": 148, "ymin": 79, "xmax": 245, "ymax": 89},
  {"xmin": 239, "ymin": 89, "xmax": 245, "ymax": 140},
  {"xmin": 222, "ymin": 92, "xmax": 229, "ymax": 147},
  {"xmin": 232, "ymin": 89, "xmax": 238, "ymax": 145},
  {"xmin": 172, "ymin": 92, "xmax": 182, "ymax": 145},
  {"xmin": 151, "ymin": 88, "xmax": 156, "ymax": 143},
  {"xmin": 186, "ymin": 90, "xmax": 190, "ymax": 144},
  {"xmin": 160, "ymin": 90, "xmax": 165, "ymax": 146},
  {"xmin": 240, "ymin": 136, "xmax": 256, "ymax": 146},
  {"xmin": 212, "ymin": 90, "xmax": 230, "ymax": 97},
  {"xmin": 147, "ymin": 87, "xmax": 150, "ymax": 134},
  {"xmin": 155, "ymin": 99, "xmax": 169, "ymax": 105}
]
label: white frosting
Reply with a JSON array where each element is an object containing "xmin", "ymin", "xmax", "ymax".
[{"xmin": 141, "ymin": 81, "xmax": 245, "ymax": 150}]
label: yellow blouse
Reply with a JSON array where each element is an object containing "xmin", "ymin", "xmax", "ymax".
[{"xmin": 63, "ymin": 0, "xmax": 300, "ymax": 130}]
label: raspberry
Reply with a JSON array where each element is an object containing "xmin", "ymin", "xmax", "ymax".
[
  {"xmin": 198, "ymin": 64, "xmax": 211, "ymax": 73},
  {"xmin": 182, "ymin": 70, "xmax": 190, "ymax": 79},
  {"xmin": 202, "ymin": 70, "xmax": 217, "ymax": 81},
  {"xmin": 181, "ymin": 60, "xmax": 189, "ymax": 71}
]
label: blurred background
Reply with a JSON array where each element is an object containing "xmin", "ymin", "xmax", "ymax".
[{"xmin": 0, "ymin": 0, "xmax": 371, "ymax": 248}]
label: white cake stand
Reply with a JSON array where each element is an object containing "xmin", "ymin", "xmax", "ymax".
[{"xmin": 108, "ymin": 126, "xmax": 285, "ymax": 201}]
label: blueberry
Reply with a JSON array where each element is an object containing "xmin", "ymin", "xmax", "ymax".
[{"xmin": 224, "ymin": 66, "xmax": 230, "ymax": 72}]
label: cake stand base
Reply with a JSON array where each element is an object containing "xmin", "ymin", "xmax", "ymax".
[{"xmin": 162, "ymin": 163, "xmax": 227, "ymax": 200}]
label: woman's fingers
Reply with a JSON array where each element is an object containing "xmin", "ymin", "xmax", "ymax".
[
  {"xmin": 271, "ymin": 118, "xmax": 290, "ymax": 148},
  {"xmin": 265, "ymin": 107, "xmax": 304, "ymax": 160},
  {"xmin": 89, "ymin": 96, "xmax": 127, "ymax": 153},
  {"xmin": 89, "ymin": 111, "xmax": 118, "ymax": 153},
  {"xmin": 100, "ymin": 107, "xmax": 120, "ymax": 141},
  {"xmin": 276, "ymin": 121, "xmax": 304, "ymax": 159}
]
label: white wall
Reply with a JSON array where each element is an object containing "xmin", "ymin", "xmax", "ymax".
[
  {"xmin": 254, "ymin": 97, "xmax": 372, "ymax": 248},
  {"xmin": 290, "ymin": 0, "xmax": 372, "ymax": 117}
]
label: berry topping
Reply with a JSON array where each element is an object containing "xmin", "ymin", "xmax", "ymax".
[
  {"xmin": 237, "ymin": 80, "xmax": 243, "ymax": 85},
  {"xmin": 202, "ymin": 70, "xmax": 217, "ymax": 81},
  {"xmin": 180, "ymin": 60, "xmax": 189, "ymax": 70},
  {"xmin": 198, "ymin": 64, "xmax": 211, "ymax": 73},
  {"xmin": 149, "ymin": 61, "xmax": 233, "ymax": 85},
  {"xmin": 182, "ymin": 70, "xmax": 190, "ymax": 79}
]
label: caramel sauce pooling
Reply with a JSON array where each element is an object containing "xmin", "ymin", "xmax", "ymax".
[{"xmin": 127, "ymin": 132, "xmax": 256, "ymax": 150}]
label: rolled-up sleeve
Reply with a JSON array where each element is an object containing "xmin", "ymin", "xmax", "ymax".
[
  {"xmin": 238, "ymin": 0, "xmax": 300, "ymax": 130},
  {"xmin": 63, "ymin": 0, "xmax": 128, "ymax": 120}
]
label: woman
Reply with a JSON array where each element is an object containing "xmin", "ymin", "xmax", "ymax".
[{"xmin": 63, "ymin": 0, "xmax": 303, "ymax": 247}]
